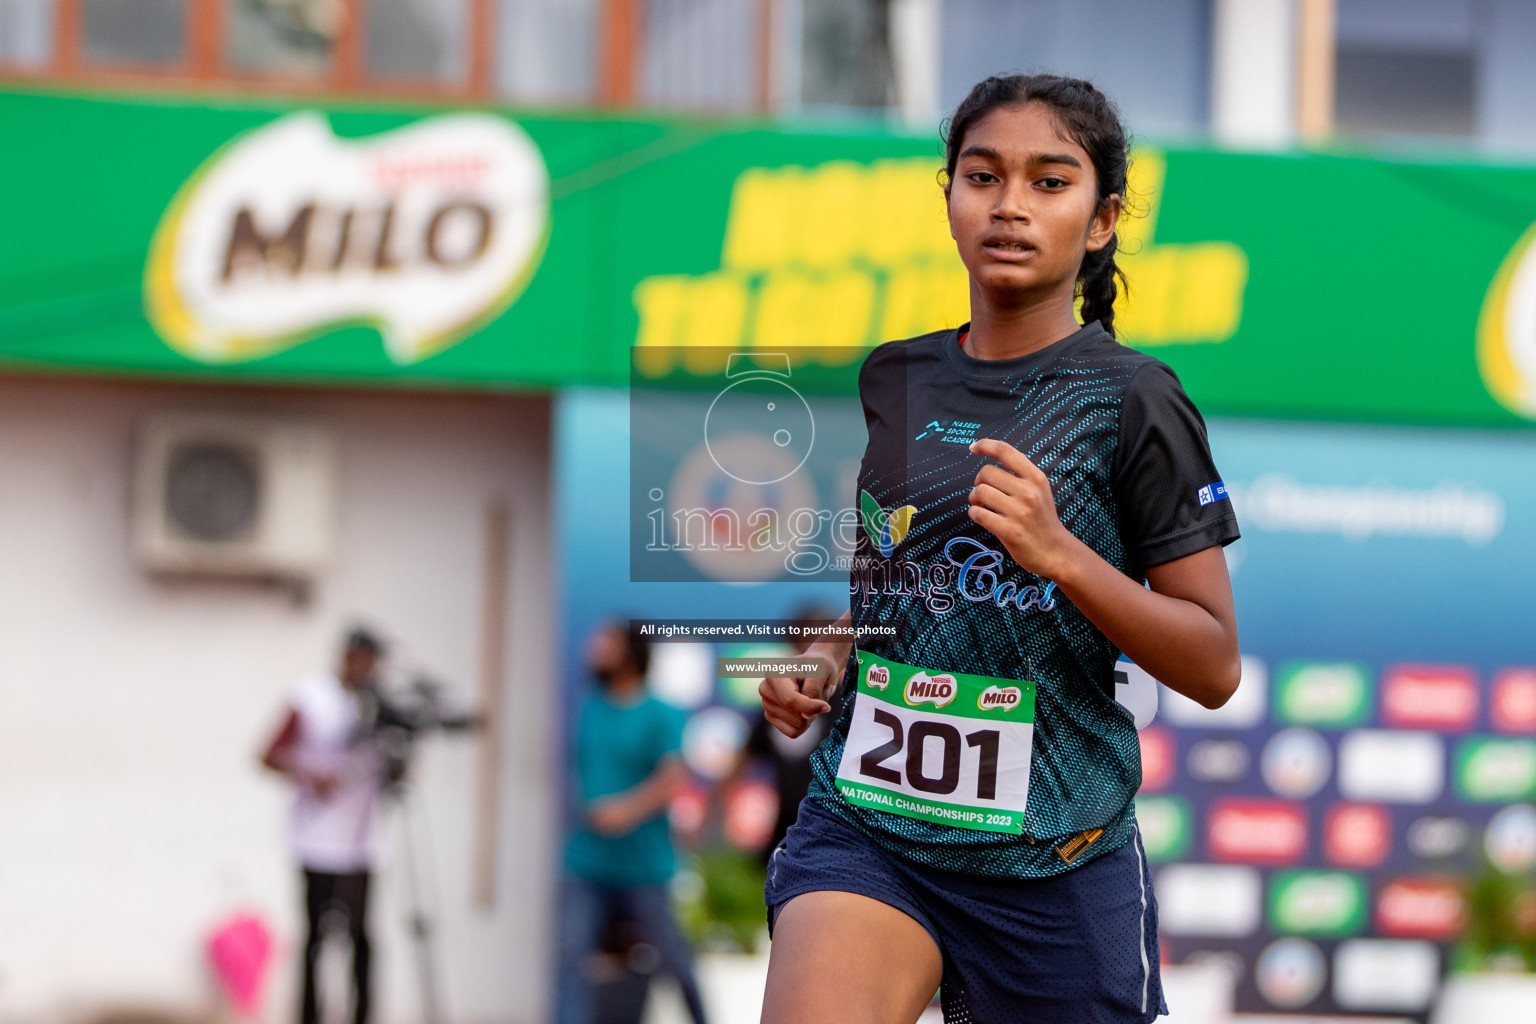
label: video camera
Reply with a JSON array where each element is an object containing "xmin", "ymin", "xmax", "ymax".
[{"xmin": 359, "ymin": 676, "xmax": 481, "ymax": 788}]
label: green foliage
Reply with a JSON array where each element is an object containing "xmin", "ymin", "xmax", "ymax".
[
  {"xmin": 1454, "ymin": 868, "xmax": 1536, "ymax": 973},
  {"xmin": 674, "ymin": 847, "xmax": 768, "ymax": 954}
]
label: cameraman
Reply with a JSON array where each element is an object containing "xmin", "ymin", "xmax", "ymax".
[{"xmin": 260, "ymin": 627, "xmax": 389, "ymax": 1024}]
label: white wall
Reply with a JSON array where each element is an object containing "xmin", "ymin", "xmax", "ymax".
[{"xmin": 0, "ymin": 375, "xmax": 555, "ymax": 1024}]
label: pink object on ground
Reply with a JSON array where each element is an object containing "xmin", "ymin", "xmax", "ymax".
[{"xmin": 207, "ymin": 912, "xmax": 275, "ymax": 1017}]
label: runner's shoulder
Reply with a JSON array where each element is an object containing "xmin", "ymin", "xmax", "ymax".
[
  {"xmin": 1074, "ymin": 328, "xmax": 1200, "ymax": 407},
  {"xmin": 857, "ymin": 327, "xmax": 954, "ymax": 387}
]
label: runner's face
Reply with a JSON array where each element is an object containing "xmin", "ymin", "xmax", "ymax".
[{"xmin": 946, "ymin": 102, "xmax": 1117, "ymax": 303}]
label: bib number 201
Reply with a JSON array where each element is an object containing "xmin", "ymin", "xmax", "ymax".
[
  {"xmin": 833, "ymin": 651, "xmax": 1034, "ymax": 835},
  {"xmin": 859, "ymin": 708, "xmax": 1000, "ymax": 799}
]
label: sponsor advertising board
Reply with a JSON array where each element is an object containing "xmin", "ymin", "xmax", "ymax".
[
  {"xmin": 1146, "ymin": 417, "xmax": 1536, "ymax": 1021},
  {"xmin": 5, "ymin": 89, "xmax": 1536, "ymax": 434}
]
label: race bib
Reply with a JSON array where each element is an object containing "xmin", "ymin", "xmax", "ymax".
[{"xmin": 835, "ymin": 649, "xmax": 1035, "ymax": 834}]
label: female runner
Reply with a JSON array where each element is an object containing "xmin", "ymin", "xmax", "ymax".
[{"xmin": 758, "ymin": 74, "xmax": 1242, "ymax": 1024}]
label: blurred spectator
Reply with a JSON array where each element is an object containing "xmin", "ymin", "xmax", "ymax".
[
  {"xmin": 556, "ymin": 620, "xmax": 707, "ymax": 1024},
  {"xmin": 260, "ymin": 627, "xmax": 389, "ymax": 1024}
]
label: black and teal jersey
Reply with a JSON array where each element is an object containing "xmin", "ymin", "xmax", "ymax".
[{"xmin": 806, "ymin": 320, "xmax": 1240, "ymax": 878}]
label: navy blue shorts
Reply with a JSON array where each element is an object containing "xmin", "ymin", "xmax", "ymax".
[{"xmin": 764, "ymin": 798, "xmax": 1167, "ymax": 1024}]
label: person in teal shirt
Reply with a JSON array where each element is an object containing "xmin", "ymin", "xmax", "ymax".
[{"xmin": 554, "ymin": 620, "xmax": 707, "ymax": 1024}]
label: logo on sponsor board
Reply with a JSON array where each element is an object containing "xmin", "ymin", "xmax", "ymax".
[
  {"xmin": 977, "ymin": 685, "xmax": 1022, "ymax": 711},
  {"xmin": 1485, "ymin": 804, "xmax": 1536, "ymax": 874},
  {"xmin": 904, "ymin": 671, "xmax": 957, "ymax": 708},
  {"xmin": 1270, "ymin": 871, "xmax": 1367, "ymax": 937},
  {"xmin": 1491, "ymin": 668, "xmax": 1536, "ymax": 734},
  {"xmin": 1275, "ymin": 661, "xmax": 1371, "ymax": 727},
  {"xmin": 1139, "ymin": 726, "xmax": 1175, "ymax": 792},
  {"xmin": 145, "ymin": 111, "xmax": 550, "ymax": 365},
  {"xmin": 1324, "ymin": 803, "xmax": 1392, "ymax": 868},
  {"xmin": 1261, "ymin": 728, "xmax": 1333, "ymax": 799},
  {"xmin": 1135, "ymin": 795, "xmax": 1191, "ymax": 862},
  {"xmin": 1477, "ymin": 215, "xmax": 1536, "ymax": 419},
  {"xmin": 1407, "ymin": 816, "xmax": 1471, "ymax": 860},
  {"xmin": 1188, "ymin": 739, "xmax": 1251, "ymax": 784},
  {"xmin": 1207, "ymin": 799, "xmax": 1308, "ymax": 864},
  {"xmin": 1380, "ymin": 665, "xmax": 1478, "ymax": 731},
  {"xmin": 1375, "ymin": 877, "xmax": 1467, "ymax": 939},
  {"xmin": 1254, "ymin": 938, "xmax": 1326, "ymax": 1008},
  {"xmin": 1457, "ymin": 738, "xmax": 1536, "ymax": 802},
  {"xmin": 865, "ymin": 664, "xmax": 890, "ymax": 690}
]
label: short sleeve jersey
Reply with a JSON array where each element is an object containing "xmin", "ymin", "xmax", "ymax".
[
  {"xmin": 805, "ymin": 321, "xmax": 1240, "ymax": 878},
  {"xmin": 564, "ymin": 690, "xmax": 686, "ymax": 887}
]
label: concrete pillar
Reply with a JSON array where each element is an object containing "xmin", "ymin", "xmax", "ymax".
[
  {"xmin": 891, "ymin": 0, "xmax": 941, "ymax": 130},
  {"xmin": 1211, "ymin": 0, "xmax": 1296, "ymax": 147}
]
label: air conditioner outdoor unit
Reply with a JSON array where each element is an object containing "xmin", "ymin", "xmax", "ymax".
[{"xmin": 133, "ymin": 414, "xmax": 338, "ymax": 579}]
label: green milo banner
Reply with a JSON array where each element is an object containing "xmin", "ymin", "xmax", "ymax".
[{"xmin": 3, "ymin": 88, "xmax": 1536, "ymax": 427}]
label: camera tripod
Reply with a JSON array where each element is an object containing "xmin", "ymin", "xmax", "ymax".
[{"xmin": 387, "ymin": 776, "xmax": 447, "ymax": 1024}]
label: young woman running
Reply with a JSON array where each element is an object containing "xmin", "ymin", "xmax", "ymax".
[{"xmin": 758, "ymin": 74, "xmax": 1242, "ymax": 1024}]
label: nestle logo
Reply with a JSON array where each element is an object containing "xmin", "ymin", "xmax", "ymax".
[
  {"xmin": 1381, "ymin": 666, "xmax": 1478, "ymax": 731},
  {"xmin": 1376, "ymin": 878, "xmax": 1467, "ymax": 939},
  {"xmin": 1207, "ymin": 799, "xmax": 1307, "ymax": 864},
  {"xmin": 904, "ymin": 671, "xmax": 957, "ymax": 708}
]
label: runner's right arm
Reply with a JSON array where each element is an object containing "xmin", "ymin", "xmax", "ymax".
[{"xmin": 760, "ymin": 610, "xmax": 853, "ymax": 738}]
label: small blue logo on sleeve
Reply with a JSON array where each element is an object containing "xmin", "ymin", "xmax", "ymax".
[{"xmin": 1198, "ymin": 481, "xmax": 1230, "ymax": 507}]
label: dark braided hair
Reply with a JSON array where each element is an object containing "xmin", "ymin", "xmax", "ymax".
[{"xmin": 940, "ymin": 74, "xmax": 1132, "ymax": 337}]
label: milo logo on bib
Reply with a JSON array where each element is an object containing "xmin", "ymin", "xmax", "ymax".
[
  {"xmin": 978, "ymin": 685, "xmax": 1023, "ymax": 711},
  {"xmin": 836, "ymin": 650, "xmax": 1036, "ymax": 835},
  {"xmin": 905, "ymin": 672, "xmax": 957, "ymax": 707}
]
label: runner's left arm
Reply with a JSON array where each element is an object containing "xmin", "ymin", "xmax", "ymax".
[{"xmin": 966, "ymin": 437, "xmax": 1240, "ymax": 709}]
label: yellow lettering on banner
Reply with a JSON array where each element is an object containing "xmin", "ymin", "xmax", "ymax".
[
  {"xmin": 1115, "ymin": 149, "xmax": 1248, "ymax": 346},
  {"xmin": 754, "ymin": 268, "xmax": 877, "ymax": 348},
  {"xmin": 637, "ymin": 148, "xmax": 1249, "ymax": 370},
  {"xmin": 800, "ymin": 162, "xmax": 865, "ymax": 269},
  {"xmin": 1119, "ymin": 150, "xmax": 1164, "ymax": 257},
  {"xmin": 881, "ymin": 261, "xmax": 970, "ymax": 341},
  {"xmin": 860, "ymin": 159, "xmax": 952, "ymax": 267},
  {"xmin": 1179, "ymin": 243, "xmax": 1248, "ymax": 340},
  {"xmin": 632, "ymin": 275, "xmax": 688, "ymax": 377},
  {"xmin": 680, "ymin": 272, "xmax": 749, "ymax": 350},
  {"xmin": 721, "ymin": 167, "xmax": 802, "ymax": 271}
]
